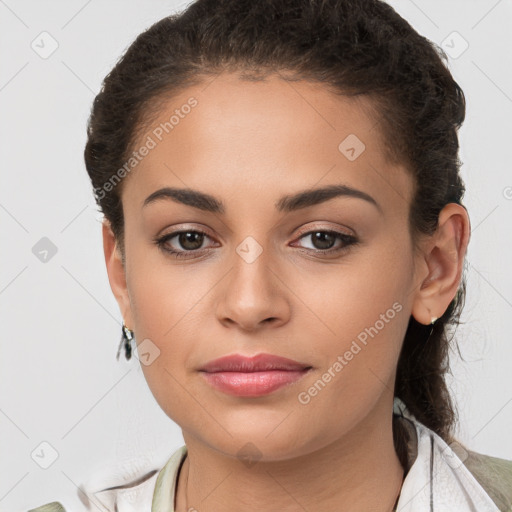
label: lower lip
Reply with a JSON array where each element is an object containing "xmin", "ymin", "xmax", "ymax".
[{"xmin": 200, "ymin": 369, "xmax": 311, "ymax": 397}]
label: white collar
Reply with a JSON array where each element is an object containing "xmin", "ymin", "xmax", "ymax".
[{"xmin": 393, "ymin": 397, "xmax": 500, "ymax": 511}]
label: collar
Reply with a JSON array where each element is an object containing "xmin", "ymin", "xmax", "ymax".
[{"xmin": 393, "ymin": 396, "xmax": 500, "ymax": 511}]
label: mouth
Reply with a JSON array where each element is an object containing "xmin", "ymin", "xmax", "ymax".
[{"xmin": 199, "ymin": 353, "xmax": 313, "ymax": 397}]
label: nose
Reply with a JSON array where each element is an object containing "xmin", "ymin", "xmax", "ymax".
[{"xmin": 215, "ymin": 247, "xmax": 291, "ymax": 332}]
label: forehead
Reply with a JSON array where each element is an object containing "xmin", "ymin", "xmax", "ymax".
[{"xmin": 123, "ymin": 72, "xmax": 413, "ymax": 218}]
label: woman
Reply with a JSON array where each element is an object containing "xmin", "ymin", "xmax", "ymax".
[{"xmin": 31, "ymin": 0, "xmax": 512, "ymax": 510}]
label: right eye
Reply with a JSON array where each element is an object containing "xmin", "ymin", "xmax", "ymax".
[{"xmin": 154, "ymin": 229, "xmax": 217, "ymax": 259}]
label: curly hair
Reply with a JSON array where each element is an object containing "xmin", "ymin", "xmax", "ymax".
[{"xmin": 84, "ymin": 0, "xmax": 468, "ymax": 468}]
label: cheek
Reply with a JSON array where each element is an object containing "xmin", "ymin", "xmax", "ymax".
[
  {"xmin": 304, "ymin": 231, "xmax": 413, "ymax": 344},
  {"xmin": 130, "ymin": 268, "xmax": 201, "ymax": 426},
  {"xmin": 293, "ymin": 271, "xmax": 410, "ymax": 444},
  {"xmin": 127, "ymin": 242, "xmax": 205, "ymax": 337},
  {"xmin": 125, "ymin": 247, "xmax": 218, "ymax": 415},
  {"xmin": 302, "ymin": 234, "xmax": 413, "ymax": 395}
]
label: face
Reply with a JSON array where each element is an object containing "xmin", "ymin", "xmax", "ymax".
[{"xmin": 107, "ymin": 72, "xmax": 423, "ymax": 461}]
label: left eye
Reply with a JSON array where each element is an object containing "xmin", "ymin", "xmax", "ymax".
[{"xmin": 292, "ymin": 230, "xmax": 357, "ymax": 252}]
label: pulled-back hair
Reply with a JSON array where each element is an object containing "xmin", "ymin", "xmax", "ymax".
[{"xmin": 84, "ymin": 0, "xmax": 468, "ymax": 467}]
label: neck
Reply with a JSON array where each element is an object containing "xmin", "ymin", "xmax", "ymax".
[{"xmin": 175, "ymin": 399, "xmax": 406, "ymax": 512}]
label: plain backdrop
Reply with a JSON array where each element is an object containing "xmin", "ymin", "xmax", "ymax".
[{"xmin": 1, "ymin": 0, "xmax": 511, "ymax": 510}]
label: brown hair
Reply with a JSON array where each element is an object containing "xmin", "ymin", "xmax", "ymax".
[{"xmin": 84, "ymin": 0, "xmax": 468, "ymax": 465}]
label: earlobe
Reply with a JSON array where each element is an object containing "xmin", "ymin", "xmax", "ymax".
[
  {"xmin": 102, "ymin": 219, "xmax": 133, "ymax": 328},
  {"xmin": 411, "ymin": 203, "xmax": 470, "ymax": 326}
]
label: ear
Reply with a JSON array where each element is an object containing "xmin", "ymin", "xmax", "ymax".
[
  {"xmin": 102, "ymin": 219, "xmax": 134, "ymax": 329},
  {"xmin": 411, "ymin": 203, "xmax": 471, "ymax": 325}
]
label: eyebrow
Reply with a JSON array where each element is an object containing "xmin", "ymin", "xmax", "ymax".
[{"xmin": 142, "ymin": 184, "xmax": 382, "ymax": 214}]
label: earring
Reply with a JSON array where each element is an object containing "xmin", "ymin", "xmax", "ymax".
[
  {"xmin": 116, "ymin": 322, "xmax": 134, "ymax": 361},
  {"xmin": 425, "ymin": 316, "xmax": 438, "ymax": 343}
]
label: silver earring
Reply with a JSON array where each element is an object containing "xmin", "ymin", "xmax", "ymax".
[{"xmin": 425, "ymin": 316, "xmax": 437, "ymax": 343}]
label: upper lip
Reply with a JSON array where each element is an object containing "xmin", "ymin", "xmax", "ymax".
[{"xmin": 199, "ymin": 353, "xmax": 312, "ymax": 373}]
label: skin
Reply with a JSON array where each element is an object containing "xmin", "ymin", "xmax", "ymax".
[{"xmin": 103, "ymin": 72, "xmax": 470, "ymax": 512}]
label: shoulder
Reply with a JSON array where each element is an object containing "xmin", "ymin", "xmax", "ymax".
[
  {"xmin": 28, "ymin": 501, "xmax": 66, "ymax": 512},
  {"xmin": 28, "ymin": 446, "xmax": 188, "ymax": 512},
  {"xmin": 393, "ymin": 397, "xmax": 512, "ymax": 512},
  {"xmin": 28, "ymin": 504, "xmax": 66, "ymax": 512},
  {"xmin": 28, "ymin": 469, "xmax": 160, "ymax": 512},
  {"xmin": 463, "ymin": 449, "xmax": 512, "ymax": 512}
]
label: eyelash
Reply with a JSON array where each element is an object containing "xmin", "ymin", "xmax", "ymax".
[{"xmin": 154, "ymin": 228, "xmax": 358, "ymax": 260}]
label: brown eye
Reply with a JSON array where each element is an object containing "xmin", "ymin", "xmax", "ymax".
[
  {"xmin": 176, "ymin": 231, "xmax": 205, "ymax": 251},
  {"xmin": 295, "ymin": 230, "xmax": 356, "ymax": 252},
  {"xmin": 308, "ymin": 231, "xmax": 337, "ymax": 250},
  {"xmin": 155, "ymin": 229, "xmax": 215, "ymax": 259}
]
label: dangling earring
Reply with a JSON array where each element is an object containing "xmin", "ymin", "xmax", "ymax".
[{"xmin": 116, "ymin": 322, "xmax": 134, "ymax": 361}]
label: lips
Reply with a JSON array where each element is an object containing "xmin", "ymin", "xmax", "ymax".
[
  {"xmin": 199, "ymin": 353, "xmax": 313, "ymax": 397},
  {"xmin": 199, "ymin": 353, "xmax": 312, "ymax": 373}
]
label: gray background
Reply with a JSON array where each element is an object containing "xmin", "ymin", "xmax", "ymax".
[{"xmin": 1, "ymin": 0, "xmax": 511, "ymax": 510}]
